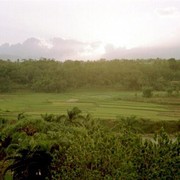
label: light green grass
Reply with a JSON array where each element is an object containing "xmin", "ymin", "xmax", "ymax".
[{"xmin": 0, "ymin": 90, "xmax": 179, "ymax": 121}]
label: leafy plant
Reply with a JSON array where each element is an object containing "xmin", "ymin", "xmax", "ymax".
[
  {"xmin": 3, "ymin": 145, "xmax": 52, "ymax": 180},
  {"xmin": 133, "ymin": 128, "xmax": 180, "ymax": 179}
]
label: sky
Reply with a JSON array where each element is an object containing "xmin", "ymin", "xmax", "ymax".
[{"xmin": 0, "ymin": 0, "xmax": 180, "ymax": 60}]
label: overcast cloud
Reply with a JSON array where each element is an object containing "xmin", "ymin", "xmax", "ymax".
[{"xmin": 0, "ymin": 38, "xmax": 104, "ymax": 60}]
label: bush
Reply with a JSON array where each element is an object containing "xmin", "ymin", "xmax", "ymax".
[
  {"xmin": 166, "ymin": 87, "xmax": 173, "ymax": 96},
  {"xmin": 142, "ymin": 87, "xmax": 153, "ymax": 98},
  {"xmin": 133, "ymin": 129, "xmax": 180, "ymax": 179}
]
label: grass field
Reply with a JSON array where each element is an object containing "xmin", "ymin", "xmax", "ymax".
[{"xmin": 0, "ymin": 90, "xmax": 180, "ymax": 121}]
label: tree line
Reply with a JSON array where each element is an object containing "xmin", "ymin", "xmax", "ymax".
[{"xmin": 0, "ymin": 58, "xmax": 179, "ymax": 93}]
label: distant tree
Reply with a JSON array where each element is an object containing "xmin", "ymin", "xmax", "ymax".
[
  {"xmin": 168, "ymin": 58, "xmax": 178, "ymax": 71},
  {"xmin": 0, "ymin": 77, "xmax": 11, "ymax": 92},
  {"xmin": 166, "ymin": 87, "xmax": 173, "ymax": 97},
  {"xmin": 0, "ymin": 59, "xmax": 179, "ymax": 92}
]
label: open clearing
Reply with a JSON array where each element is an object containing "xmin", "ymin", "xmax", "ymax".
[{"xmin": 0, "ymin": 90, "xmax": 179, "ymax": 121}]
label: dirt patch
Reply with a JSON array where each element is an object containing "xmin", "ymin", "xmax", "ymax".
[{"xmin": 67, "ymin": 99, "xmax": 79, "ymax": 102}]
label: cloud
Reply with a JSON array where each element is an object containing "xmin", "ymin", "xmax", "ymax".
[
  {"xmin": 0, "ymin": 38, "xmax": 48, "ymax": 59},
  {"xmin": 1, "ymin": 36, "xmax": 180, "ymax": 60},
  {"xmin": 102, "ymin": 43, "xmax": 180, "ymax": 59},
  {"xmin": 156, "ymin": 7, "xmax": 180, "ymax": 17},
  {"xmin": 0, "ymin": 37, "xmax": 103, "ymax": 60}
]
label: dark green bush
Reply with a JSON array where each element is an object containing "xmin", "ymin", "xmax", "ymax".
[
  {"xmin": 142, "ymin": 87, "xmax": 153, "ymax": 98},
  {"xmin": 133, "ymin": 129, "xmax": 180, "ymax": 179}
]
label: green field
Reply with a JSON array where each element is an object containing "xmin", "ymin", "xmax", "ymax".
[{"xmin": 0, "ymin": 90, "xmax": 180, "ymax": 121}]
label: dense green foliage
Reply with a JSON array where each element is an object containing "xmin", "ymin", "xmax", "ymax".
[
  {"xmin": 0, "ymin": 108, "xmax": 179, "ymax": 179},
  {"xmin": 0, "ymin": 58, "xmax": 179, "ymax": 93}
]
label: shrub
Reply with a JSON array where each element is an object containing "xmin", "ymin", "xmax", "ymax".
[
  {"xmin": 132, "ymin": 129, "xmax": 180, "ymax": 179},
  {"xmin": 142, "ymin": 87, "xmax": 153, "ymax": 98}
]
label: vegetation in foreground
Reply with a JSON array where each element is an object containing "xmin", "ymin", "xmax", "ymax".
[{"xmin": 0, "ymin": 107, "xmax": 180, "ymax": 179}]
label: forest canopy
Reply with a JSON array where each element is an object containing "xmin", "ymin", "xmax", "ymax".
[{"xmin": 0, "ymin": 58, "xmax": 179, "ymax": 93}]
